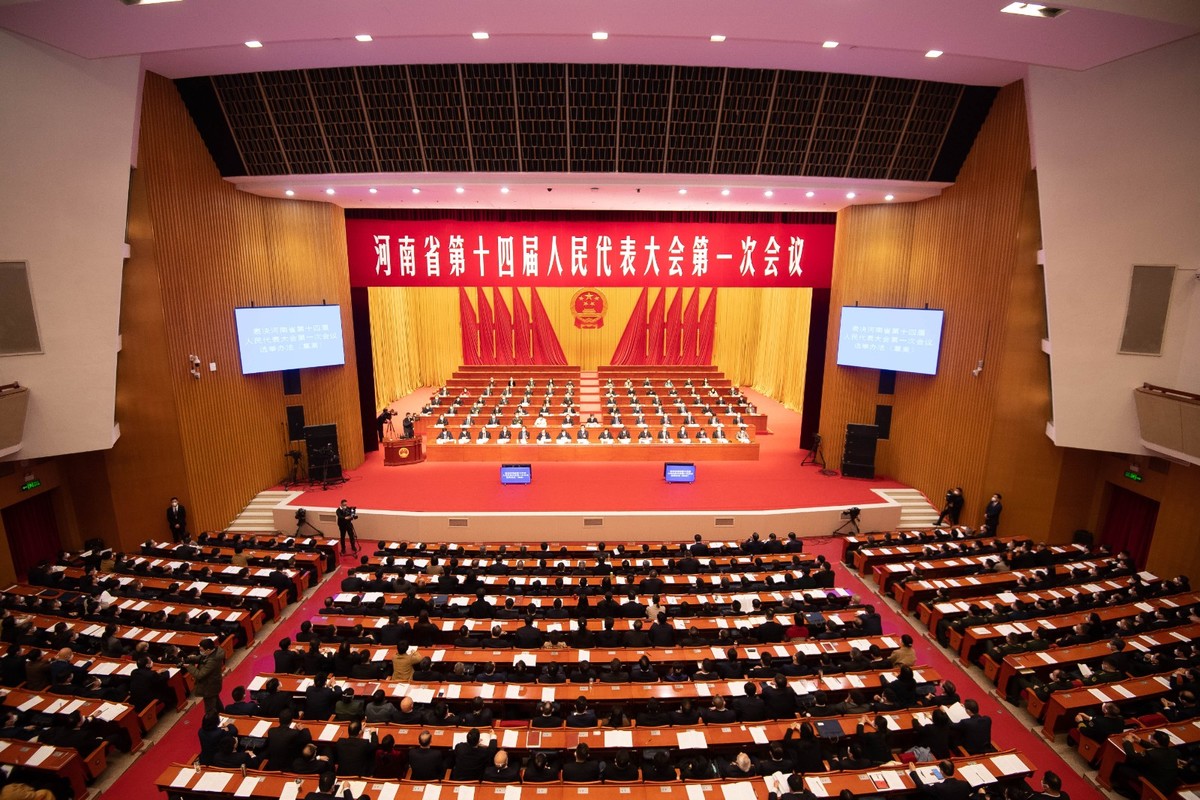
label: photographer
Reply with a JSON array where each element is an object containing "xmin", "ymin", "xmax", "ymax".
[
  {"xmin": 336, "ymin": 499, "xmax": 359, "ymax": 555},
  {"xmin": 935, "ymin": 486, "xmax": 964, "ymax": 526},
  {"xmin": 184, "ymin": 638, "xmax": 226, "ymax": 713},
  {"xmin": 376, "ymin": 408, "xmax": 397, "ymax": 442}
]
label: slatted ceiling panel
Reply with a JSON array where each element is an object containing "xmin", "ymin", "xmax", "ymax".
[
  {"xmin": 806, "ymin": 73, "xmax": 875, "ymax": 178},
  {"xmin": 848, "ymin": 78, "xmax": 917, "ymax": 180},
  {"xmin": 309, "ymin": 67, "xmax": 377, "ymax": 173},
  {"xmin": 713, "ymin": 68, "xmax": 774, "ymax": 174},
  {"xmin": 211, "ymin": 73, "xmax": 289, "ymax": 174},
  {"xmin": 258, "ymin": 70, "xmax": 330, "ymax": 173},
  {"xmin": 819, "ymin": 83, "xmax": 1031, "ymax": 516},
  {"xmin": 514, "ymin": 63, "xmax": 568, "ymax": 173},
  {"xmin": 664, "ymin": 66, "xmax": 724, "ymax": 174},
  {"xmin": 759, "ymin": 70, "xmax": 826, "ymax": 176},
  {"xmin": 568, "ymin": 64, "xmax": 619, "ymax": 173},
  {"xmin": 409, "ymin": 64, "xmax": 472, "ymax": 172},
  {"xmin": 463, "ymin": 64, "xmax": 520, "ymax": 172},
  {"xmin": 618, "ymin": 65, "xmax": 672, "ymax": 173},
  {"xmin": 894, "ymin": 82, "xmax": 962, "ymax": 181},
  {"xmin": 130, "ymin": 73, "xmax": 363, "ymax": 534},
  {"xmin": 356, "ymin": 66, "xmax": 421, "ymax": 173}
]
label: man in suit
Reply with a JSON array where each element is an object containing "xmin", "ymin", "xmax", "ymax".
[
  {"xmin": 335, "ymin": 500, "xmax": 359, "ymax": 555},
  {"xmin": 483, "ymin": 750, "xmax": 522, "ymax": 782},
  {"xmin": 983, "ymin": 493, "xmax": 1003, "ymax": 535},
  {"xmin": 264, "ymin": 709, "xmax": 312, "ymax": 770},
  {"xmin": 732, "ymin": 681, "xmax": 769, "ymax": 721},
  {"xmin": 566, "ymin": 697, "xmax": 598, "ymax": 728},
  {"xmin": 333, "ymin": 718, "xmax": 377, "ymax": 776},
  {"xmin": 857, "ymin": 605, "xmax": 884, "ymax": 636},
  {"xmin": 166, "ymin": 497, "xmax": 187, "ymax": 542},
  {"xmin": 273, "ymin": 637, "xmax": 300, "ymax": 674},
  {"xmin": 302, "ymin": 770, "xmax": 339, "ymax": 800},
  {"xmin": 406, "ymin": 730, "xmax": 446, "ymax": 779},
  {"xmin": 951, "ymin": 699, "xmax": 993, "ymax": 755},
  {"xmin": 450, "ymin": 728, "xmax": 497, "ymax": 780},
  {"xmin": 513, "ymin": 616, "xmax": 546, "ymax": 649},
  {"xmin": 184, "ymin": 637, "xmax": 225, "ymax": 713},
  {"xmin": 909, "ymin": 760, "xmax": 973, "ymax": 800},
  {"xmin": 303, "ymin": 672, "xmax": 339, "ymax": 720},
  {"xmin": 1115, "ymin": 730, "xmax": 1179, "ymax": 797},
  {"xmin": 701, "ymin": 696, "xmax": 738, "ymax": 724},
  {"xmin": 562, "ymin": 742, "xmax": 602, "ymax": 782}
]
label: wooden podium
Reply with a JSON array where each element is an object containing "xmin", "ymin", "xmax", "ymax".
[{"xmin": 383, "ymin": 437, "xmax": 425, "ymax": 466}]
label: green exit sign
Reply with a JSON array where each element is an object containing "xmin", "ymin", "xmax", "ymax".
[
  {"xmin": 19, "ymin": 478, "xmax": 41, "ymax": 491},
  {"xmin": 1124, "ymin": 470, "xmax": 1143, "ymax": 482}
]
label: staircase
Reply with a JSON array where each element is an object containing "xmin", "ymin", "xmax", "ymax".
[
  {"xmin": 578, "ymin": 370, "xmax": 602, "ymax": 414},
  {"xmin": 876, "ymin": 488, "xmax": 940, "ymax": 529},
  {"xmin": 225, "ymin": 489, "xmax": 293, "ymax": 532}
]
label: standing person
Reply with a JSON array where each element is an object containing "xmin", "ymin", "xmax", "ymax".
[
  {"xmin": 166, "ymin": 497, "xmax": 187, "ymax": 542},
  {"xmin": 185, "ymin": 638, "xmax": 225, "ymax": 713},
  {"xmin": 935, "ymin": 487, "xmax": 964, "ymax": 526},
  {"xmin": 984, "ymin": 493, "xmax": 1003, "ymax": 535},
  {"xmin": 402, "ymin": 413, "xmax": 416, "ymax": 439},
  {"xmin": 336, "ymin": 499, "xmax": 359, "ymax": 555}
]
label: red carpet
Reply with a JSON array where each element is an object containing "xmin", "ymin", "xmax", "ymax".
[{"xmin": 287, "ymin": 388, "xmax": 908, "ymax": 512}]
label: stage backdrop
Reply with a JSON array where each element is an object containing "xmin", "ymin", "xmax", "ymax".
[{"xmin": 368, "ymin": 286, "xmax": 812, "ymax": 413}]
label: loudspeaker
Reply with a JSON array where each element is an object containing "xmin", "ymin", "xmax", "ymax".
[
  {"xmin": 282, "ymin": 369, "xmax": 301, "ymax": 396},
  {"xmin": 878, "ymin": 370, "xmax": 896, "ymax": 395},
  {"xmin": 843, "ymin": 423, "xmax": 879, "ymax": 479},
  {"xmin": 303, "ymin": 423, "xmax": 341, "ymax": 480},
  {"xmin": 842, "ymin": 462, "xmax": 876, "ymax": 479},
  {"xmin": 286, "ymin": 405, "xmax": 306, "ymax": 441},
  {"xmin": 874, "ymin": 405, "xmax": 892, "ymax": 440}
]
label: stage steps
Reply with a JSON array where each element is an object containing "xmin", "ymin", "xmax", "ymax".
[
  {"xmin": 225, "ymin": 490, "xmax": 292, "ymax": 532},
  {"xmin": 578, "ymin": 370, "xmax": 602, "ymax": 413},
  {"xmin": 874, "ymin": 488, "xmax": 940, "ymax": 529}
]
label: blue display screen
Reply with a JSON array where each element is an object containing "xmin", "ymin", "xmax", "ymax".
[
  {"xmin": 836, "ymin": 306, "xmax": 945, "ymax": 375},
  {"xmin": 234, "ymin": 305, "xmax": 346, "ymax": 374},
  {"xmin": 664, "ymin": 463, "xmax": 696, "ymax": 483},
  {"xmin": 500, "ymin": 464, "xmax": 532, "ymax": 484}
]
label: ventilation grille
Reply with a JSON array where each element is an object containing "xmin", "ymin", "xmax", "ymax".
[
  {"xmin": 715, "ymin": 517, "xmax": 736, "ymax": 527},
  {"xmin": 448, "ymin": 518, "xmax": 470, "ymax": 528},
  {"xmin": 193, "ymin": 64, "xmax": 991, "ymax": 181},
  {"xmin": 583, "ymin": 518, "xmax": 604, "ymax": 527}
]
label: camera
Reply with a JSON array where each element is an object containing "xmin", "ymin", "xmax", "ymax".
[{"xmin": 295, "ymin": 508, "xmax": 307, "ymax": 522}]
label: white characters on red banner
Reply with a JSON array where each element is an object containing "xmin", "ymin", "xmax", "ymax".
[
  {"xmin": 373, "ymin": 235, "xmax": 391, "ymax": 276},
  {"xmin": 738, "ymin": 236, "xmax": 757, "ymax": 277},
  {"xmin": 398, "ymin": 236, "xmax": 416, "ymax": 277}
]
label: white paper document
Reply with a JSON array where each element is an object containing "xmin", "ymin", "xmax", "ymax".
[
  {"xmin": 233, "ymin": 776, "xmax": 261, "ymax": 797},
  {"xmin": 991, "ymin": 753, "xmax": 1027, "ymax": 775},
  {"xmin": 958, "ymin": 763, "xmax": 997, "ymax": 786},
  {"xmin": 677, "ymin": 730, "xmax": 708, "ymax": 749},
  {"xmin": 603, "ymin": 730, "xmax": 633, "ymax": 747},
  {"xmin": 721, "ymin": 782, "xmax": 757, "ymax": 800},
  {"xmin": 194, "ymin": 772, "xmax": 234, "ymax": 792},
  {"xmin": 169, "ymin": 767, "xmax": 199, "ymax": 788}
]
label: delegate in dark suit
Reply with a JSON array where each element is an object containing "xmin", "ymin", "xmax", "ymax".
[{"xmin": 166, "ymin": 499, "xmax": 187, "ymax": 542}]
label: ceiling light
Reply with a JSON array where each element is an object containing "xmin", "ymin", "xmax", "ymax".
[
  {"xmin": 925, "ymin": 49, "xmax": 943, "ymax": 58},
  {"xmin": 846, "ymin": 192, "xmax": 856, "ymax": 199},
  {"xmin": 455, "ymin": 187, "xmax": 465, "ymax": 194},
  {"xmin": 325, "ymin": 188, "xmax": 335, "ymax": 195},
  {"xmin": 369, "ymin": 188, "xmax": 378, "ymax": 194},
  {"xmin": 678, "ymin": 189, "xmax": 688, "ymax": 195},
  {"xmin": 355, "ymin": 34, "xmax": 373, "ymax": 43},
  {"xmin": 885, "ymin": 194, "xmax": 895, "ymax": 201},
  {"xmin": 763, "ymin": 190, "xmax": 774, "ymax": 198},
  {"xmin": 472, "ymin": 31, "xmax": 490, "ymax": 40},
  {"xmin": 822, "ymin": 41, "xmax": 839, "ymax": 49},
  {"xmin": 411, "ymin": 188, "xmax": 421, "ymax": 194},
  {"xmin": 592, "ymin": 31, "xmax": 608, "ymax": 40},
  {"xmin": 720, "ymin": 189, "xmax": 730, "ymax": 197},
  {"xmin": 710, "ymin": 34, "xmax": 727, "ymax": 43},
  {"xmin": 244, "ymin": 40, "xmax": 263, "ymax": 48},
  {"xmin": 123, "ymin": 0, "xmax": 184, "ymax": 5},
  {"xmin": 284, "ymin": 189, "xmax": 295, "ymax": 197},
  {"xmin": 805, "ymin": 191, "xmax": 815, "ymax": 198},
  {"xmin": 500, "ymin": 187, "xmax": 510, "ymax": 194},
  {"xmin": 1001, "ymin": 2, "xmax": 1065, "ymax": 18}
]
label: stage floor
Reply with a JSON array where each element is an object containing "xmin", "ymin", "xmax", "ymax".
[{"xmin": 283, "ymin": 387, "xmax": 909, "ymax": 514}]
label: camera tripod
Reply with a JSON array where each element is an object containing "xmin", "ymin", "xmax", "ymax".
[
  {"xmin": 282, "ymin": 450, "xmax": 305, "ymax": 489},
  {"xmin": 294, "ymin": 511, "xmax": 324, "ymax": 538},
  {"xmin": 832, "ymin": 516, "xmax": 861, "ymax": 536},
  {"xmin": 801, "ymin": 434, "xmax": 840, "ymax": 477},
  {"xmin": 308, "ymin": 445, "xmax": 348, "ymax": 490}
]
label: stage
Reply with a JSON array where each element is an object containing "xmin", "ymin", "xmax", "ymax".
[{"xmin": 271, "ymin": 387, "xmax": 915, "ymax": 540}]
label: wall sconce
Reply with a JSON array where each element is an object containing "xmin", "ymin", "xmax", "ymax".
[{"xmin": 188, "ymin": 354, "xmax": 201, "ymax": 380}]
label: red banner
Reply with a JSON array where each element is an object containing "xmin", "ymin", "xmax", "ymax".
[{"xmin": 346, "ymin": 218, "xmax": 835, "ymax": 288}]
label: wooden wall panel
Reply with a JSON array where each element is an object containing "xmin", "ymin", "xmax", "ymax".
[{"xmin": 108, "ymin": 74, "xmax": 363, "ymax": 534}]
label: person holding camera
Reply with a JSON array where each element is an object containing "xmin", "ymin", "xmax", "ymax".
[
  {"xmin": 376, "ymin": 408, "xmax": 396, "ymax": 442},
  {"xmin": 935, "ymin": 486, "xmax": 964, "ymax": 526},
  {"xmin": 184, "ymin": 638, "xmax": 226, "ymax": 713},
  {"xmin": 336, "ymin": 499, "xmax": 359, "ymax": 555}
]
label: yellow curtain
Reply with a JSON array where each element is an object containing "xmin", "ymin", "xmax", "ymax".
[{"xmin": 369, "ymin": 286, "xmax": 811, "ymax": 412}]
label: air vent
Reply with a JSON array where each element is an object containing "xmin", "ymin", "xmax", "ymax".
[
  {"xmin": 317, "ymin": 513, "xmax": 337, "ymax": 523},
  {"xmin": 715, "ymin": 517, "xmax": 735, "ymax": 527},
  {"xmin": 583, "ymin": 518, "xmax": 604, "ymax": 527},
  {"xmin": 448, "ymin": 518, "xmax": 470, "ymax": 528}
]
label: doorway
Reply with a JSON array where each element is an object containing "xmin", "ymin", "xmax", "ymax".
[
  {"xmin": 1099, "ymin": 483, "xmax": 1159, "ymax": 569},
  {"xmin": 2, "ymin": 490, "xmax": 64, "ymax": 579}
]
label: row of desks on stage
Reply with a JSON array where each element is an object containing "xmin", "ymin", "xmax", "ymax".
[
  {"xmin": 424, "ymin": 439, "xmax": 761, "ymax": 461},
  {"xmin": 156, "ymin": 751, "xmax": 1037, "ymax": 800}
]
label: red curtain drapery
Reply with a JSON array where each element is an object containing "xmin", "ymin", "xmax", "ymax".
[
  {"xmin": 458, "ymin": 287, "xmax": 481, "ymax": 365},
  {"xmin": 511, "ymin": 289, "xmax": 533, "ymax": 365},
  {"xmin": 663, "ymin": 289, "xmax": 684, "ymax": 365},
  {"xmin": 680, "ymin": 288, "xmax": 700, "ymax": 365},
  {"xmin": 476, "ymin": 287, "xmax": 495, "ymax": 365},
  {"xmin": 610, "ymin": 287, "xmax": 649, "ymax": 365},
  {"xmin": 491, "ymin": 288, "xmax": 514, "ymax": 365},
  {"xmin": 697, "ymin": 288, "xmax": 718, "ymax": 365},
  {"xmin": 2, "ymin": 491, "xmax": 63, "ymax": 580},
  {"xmin": 1099, "ymin": 485, "xmax": 1159, "ymax": 569},
  {"xmin": 530, "ymin": 288, "xmax": 568, "ymax": 365},
  {"xmin": 646, "ymin": 288, "xmax": 667, "ymax": 365}
]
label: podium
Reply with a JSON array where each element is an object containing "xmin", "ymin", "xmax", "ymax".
[{"xmin": 383, "ymin": 437, "xmax": 425, "ymax": 466}]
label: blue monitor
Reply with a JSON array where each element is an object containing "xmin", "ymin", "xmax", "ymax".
[
  {"xmin": 234, "ymin": 305, "xmax": 346, "ymax": 374},
  {"xmin": 664, "ymin": 462, "xmax": 696, "ymax": 484},
  {"xmin": 835, "ymin": 306, "xmax": 945, "ymax": 375},
  {"xmin": 500, "ymin": 464, "xmax": 532, "ymax": 485}
]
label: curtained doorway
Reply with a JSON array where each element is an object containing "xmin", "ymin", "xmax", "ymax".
[
  {"xmin": 1098, "ymin": 483, "xmax": 1159, "ymax": 569},
  {"xmin": 2, "ymin": 490, "xmax": 63, "ymax": 580}
]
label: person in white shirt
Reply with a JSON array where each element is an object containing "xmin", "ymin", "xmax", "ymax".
[
  {"xmin": 534, "ymin": 414, "xmax": 548, "ymax": 428},
  {"xmin": 736, "ymin": 429, "xmax": 751, "ymax": 443}
]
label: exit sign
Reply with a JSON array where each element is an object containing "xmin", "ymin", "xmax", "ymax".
[
  {"xmin": 1123, "ymin": 470, "xmax": 1143, "ymax": 482},
  {"xmin": 19, "ymin": 478, "xmax": 41, "ymax": 492}
]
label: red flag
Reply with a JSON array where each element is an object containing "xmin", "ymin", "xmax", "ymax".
[
  {"xmin": 511, "ymin": 289, "xmax": 533, "ymax": 365},
  {"xmin": 530, "ymin": 288, "xmax": 568, "ymax": 365},
  {"xmin": 646, "ymin": 288, "xmax": 667, "ymax": 365},
  {"xmin": 458, "ymin": 287, "xmax": 480, "ymax": 365},
  {"xmin": 680, "ymin": 288, "xmax": 700, "ymax": 365},
  {"xmin": 492, "ymin": 287, "xmax": 514, "ymax": 365},
  {"xmin": 610, "ymin": 287, "xmax": 649, "ymax": 365}
]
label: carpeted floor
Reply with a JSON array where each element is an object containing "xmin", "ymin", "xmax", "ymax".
[{"xmin": 286, "ymin": 387, "xmax": 909, "ymax": 513}]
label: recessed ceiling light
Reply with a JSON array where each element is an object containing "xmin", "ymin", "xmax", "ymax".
[
  {"xmin": 1001, "ymin": 2, "xmax": 1064, "ymax": 17},
  {"xmin": 720, "ymin": 189, "xmax": 730, "ymax": 196},
  {"xmin": 678, "ymin": 189, "xmax": 688, "ymax": 195},
  {"xmin": 284, "ymin": 189, "xmax": 295, "ymax": 197},
  {"xmin": 925, "ymin": 49, "xmax": 943, "ymax": 58},
  {"xmin": 472, "ymin": 31, "xmax": 490, "ymax": 40},
  {"xmin": 355, "ymin": 34, "xmax": 373, "ymax": 43},
  {"xmin": 805, "ymin": 191, "xmax": 815, "ymax": 198},
  {"xmin": 500, "ymin": 187, "xmax": 510, "ymax": 194},
  {"xmin": 763, "ymin": 190, "xmax": 774, "ymax": 198},
  {"xmin": 846, "ymin": 192, "xmax": 856, "ymax": 199},
  {"xmin": 822, "ymin": 41, "xmax": 839, "ymax": 49},
  {"xmin": 885, "ymin": 194, "xmax": 895, "ymax": 201},
  {"xmin": 710, "ymin": 34, "xmax": 727, "ymax": 43},
  {"xmin": 455, "ymin": 187, "xmax": 465, "ymax": 194},
  {"xmin": 411, "ymin": 188, "xmax": 421, "ymax": 194},
  {"xmin": 244, "ymin": 40, "xmax": 263, "ymax": 48},
  {"xmin": 325, "ymin": 188, "xmax": 335, "ymax": 195},
  {"xmin": 592, "ymin": 31, "xmax": 608, "ymax": 40},
  {"xmin": 369, "ymin": 188, "xmax": 378, "ymax": 194}
]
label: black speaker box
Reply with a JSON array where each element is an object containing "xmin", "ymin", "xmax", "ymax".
[
  {"xmin": 874, "ymin": 405, "xmax": 893, "ymax": 440},
  {"xmin": 286, "ymin": 405, "xmax": 306, "ymax": 441},
  {"xmin": 842, "ymin": 462, "xmax": 876, "ymax": 479},
  {"xmin": 844, "ymin": 438, "xmax": 878, "ymax": 463},
  {"xmin": 282, "ymin": 369, "xmax": 302, "ymax": 396},
  {"xmin": 303, "ymin": 424, "xmax": 341, "ymax": 479}
]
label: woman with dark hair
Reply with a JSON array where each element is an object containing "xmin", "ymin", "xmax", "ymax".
[
  {"xmin": 604, "ymin": 705, "xmax": 632, "ymax": 728},
  {"xmin": 643, "ymin": 751, "xmax": 677, "ymax": 782},
  {"xmin": 523, "ymin": 751, "xmax": 560, "ymax": 783},
  {"xmin": 911, "ymin": 707, "xmax": 954, "ymax": 759},
  {"xmin": 197, "ymin": 710, "xmax": 233, "ymax": 765},
  {"xmin": 881, "ymin": 665, "xmax": 919, "ymax": 707},
  {"xmin": 783, "ymin": 721, "xmax": 826, "ymax": 773},
  {"xmin": 856, "ymin": 714, "xmax": 893, "ymax": 765}
]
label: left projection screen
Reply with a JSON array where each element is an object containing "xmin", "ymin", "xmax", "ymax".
[{"xmin": 234, "ymin": 305, "xmax": 346, "ymax": 374}]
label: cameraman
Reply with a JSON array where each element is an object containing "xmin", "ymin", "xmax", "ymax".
[
  {"xmin": 336, "ymin": 499, "xmax": 359, "ymax": 555},
  {"xmin": 935, "ymin": 486, "xmax": 965, "ymax": 526},
  {"xmin": 376, "ymin": 408, "xmax": 396, "ymax": 442}
]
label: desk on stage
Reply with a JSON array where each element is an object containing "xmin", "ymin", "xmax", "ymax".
[{"xmin": 383, "ymin": 437, "xmax": 425, "ymax": 466}]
